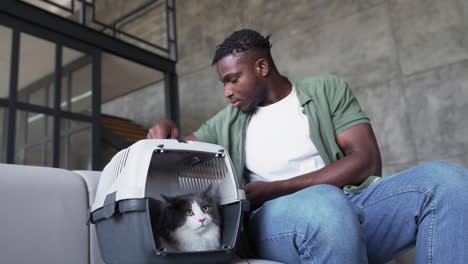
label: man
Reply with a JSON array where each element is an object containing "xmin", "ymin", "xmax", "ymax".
[{"xmin": 148, "ymin": 29, "xmax": 468, "ymax": 263}]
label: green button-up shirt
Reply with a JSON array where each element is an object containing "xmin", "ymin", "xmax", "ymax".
[{"xmin": 194, "ymin": 75, "xmax": 379, "ymax": 193}]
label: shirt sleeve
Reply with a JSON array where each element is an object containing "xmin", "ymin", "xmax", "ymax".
[
  {"xmin": 326, "ymin": 76, "xmax": 370, "ymax": 135},
  {"xmin": 193, "ymin": 120, "xmax": 218, "ymax": 144},
  {"xmin": 193, "ymin": 108, "xmax": 229, "ymax": 144}
]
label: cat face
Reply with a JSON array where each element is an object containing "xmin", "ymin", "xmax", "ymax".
[
  {"xmin": 161, "ymin": 185, "xmax": 221, "ymax": 234},
  {"xmin": 178, "ymin": 200, "xmax": 216, "ymax": 233}
]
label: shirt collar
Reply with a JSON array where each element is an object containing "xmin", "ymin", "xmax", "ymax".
[{"xmin": 289, "ymin": 78, "xmax": 313, "ymax": 106}]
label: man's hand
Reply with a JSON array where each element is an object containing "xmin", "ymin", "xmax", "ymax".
[
  {"xmin": 147, "ymin": 119, "xmax": 179, "ymax": 139},
  {"xmin": 242, "ymin": 181, "xmax": 281, "ymax": 211}
]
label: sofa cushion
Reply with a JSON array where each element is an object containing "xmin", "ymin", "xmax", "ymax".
[{"xmin": 0, "ymin": 164, "xmax": 89, "ymax": 264}]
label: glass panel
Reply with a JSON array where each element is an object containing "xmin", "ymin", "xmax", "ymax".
[
  {"xmin": 22, "ymin": 0, "xmax": 72, "ymax": 9},
  {"xmin": 21, "ymin": 0, "xmax": 91, "ymax": 25},
  {"xmin": 48, "ymin": 0, "xmax": 73, "ymax": 8},
  {"xmin": 62, "ymin": 47, "xmax": 92, "ymax": 115},
  {"xmin": 101, "ymin": 52, "xmax": 165, "ymax": 127},
  {"xmin": 25, "ymin": 145, "xmax": 44, "ymax": 166},
  {"xmin": 117, "ymin": 4, "xmax": 167, "ymax": 56},
  {"xmin": 15, "ymin": 110, "xmax": 53, "ymax": 166},
  {"xmin": 0, "ymin": 25, "xmax": 12, "ymax": 99},
  {"xmin": 60, "ymin": 119, "xmax": 92, "ymax": 170},
  {"xmin": 21, "ymin": 0, "xmax": 74, "ymax": 15},
  {"xmin": 18, "ymin": 33, "xmax": 55, "ymax": 108},
  {"xmin": 46, "ymin": 142, "xmax": 53, "ymax": 167},
  {"xmin": 21, "ymin": 0, "xmax": 171, "ymax": 58},
  {"xmin": 0, "ymin": 107, "xmax": 7, "ymax": 163}
]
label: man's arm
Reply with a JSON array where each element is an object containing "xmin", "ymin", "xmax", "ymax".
[{"xmin": 243, "ymin": 123, "xmax": 382, "ymax": 209}]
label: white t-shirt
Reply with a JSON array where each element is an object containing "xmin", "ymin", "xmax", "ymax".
[{"xmin": 245, "ymin": 86, "xmax": 325, "ymax": 183}]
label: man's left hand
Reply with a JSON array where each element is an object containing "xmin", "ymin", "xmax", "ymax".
[{"xmin": 242, "ymin": 181, "xmax": 280, "ymax": 211}]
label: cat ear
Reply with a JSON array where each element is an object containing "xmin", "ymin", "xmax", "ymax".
[{"xmin": 203, "ymin": 183, "xmax": 217, "ymax": 197}]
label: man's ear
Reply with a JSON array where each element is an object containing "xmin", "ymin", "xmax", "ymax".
[{"xmin": 255, "ymin": 58, "xmax": 270, "ymax": 77}]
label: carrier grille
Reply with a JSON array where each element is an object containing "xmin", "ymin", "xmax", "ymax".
[
  {"xmin": 107, "ymin": 148, "xmax": 130, "ymax": 186},
  {"xmin": 177, "ymin": 157, "xmax": 227, "ymax": 191}
]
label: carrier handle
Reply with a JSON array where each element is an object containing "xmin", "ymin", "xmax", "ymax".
[
  {"xmin": 238, "ymin": 189, "xmax": 250, "ymax": 212},
  {"xmin": 237, "ymin": 189, "xmax": 247, "ymax": 200}
]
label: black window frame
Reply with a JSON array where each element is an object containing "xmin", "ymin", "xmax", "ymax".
[{"xmin": 0, "ymin": 0, "xmax": 178, "ymax": 170}]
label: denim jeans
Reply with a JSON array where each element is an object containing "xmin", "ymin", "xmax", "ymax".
[{"xmin": 247, "ymin": 161, "xmax": 468, "ymax": 264}]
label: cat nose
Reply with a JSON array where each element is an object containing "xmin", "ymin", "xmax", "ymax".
[{"xmin": 199, "ymin": 218, "xmax": 206, "ymax": 224}]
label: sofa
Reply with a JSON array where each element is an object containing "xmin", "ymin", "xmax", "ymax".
[
  {"xmin": 0, "ymin": 163, "xmax": 283, "ymax": 264},
  {"xmin": 0, "ymin": 163, "xmax": 411, "ymax": 264}
]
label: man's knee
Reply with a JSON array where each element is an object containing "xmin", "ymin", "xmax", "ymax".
[
  {"xmin": 249, "ymin": 184, "xmax": 365, "ymax": 260},
  {"xmin": 400, "ymin": 161, "xmax": 468, "ymax": 204},
  {"xmin": 421, "ymin": 161, "xmax": 466, "ymax": 174},
  {"xmin": 290, "ymin": 184, "xmax": 346, "ymax": 203},
  {"xmin": 268, "ymin": 184, "xmax": 360, "ymax": 227},
  {"xmin": 416, "ymin": 161, "xmax": 468, "ymax": 188}
]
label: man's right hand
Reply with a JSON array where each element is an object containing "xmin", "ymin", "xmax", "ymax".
[{"xmin": 147, "ymin": 118, "xmax": 180, "ymax": 139}]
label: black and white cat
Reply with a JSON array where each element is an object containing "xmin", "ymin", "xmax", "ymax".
[{"xmin": 157, "ymin": 185, "xmax": 221, "ymax": 251}]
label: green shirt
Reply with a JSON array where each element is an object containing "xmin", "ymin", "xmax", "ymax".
[{"xmin": 194, "ymin": 75, "xmax": 379, "ymax": 193}]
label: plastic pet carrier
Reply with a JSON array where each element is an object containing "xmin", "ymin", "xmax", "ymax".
[{"xmin": 90, "ymin": 139, "xmax": 249, "ymax": 264}]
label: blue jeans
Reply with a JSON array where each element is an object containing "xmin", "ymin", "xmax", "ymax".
[{"xmin": 247, "ymin": 161, "xmax": 468, "ymax": 264}]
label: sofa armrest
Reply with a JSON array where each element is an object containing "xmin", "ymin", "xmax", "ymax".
[
  {"xmin": 0, "ymin": 163, "xmax": 90, "ymax": 264},
  {"xmin": 73, "ymin": 170, "xmax": 106, "ymax": 264}
]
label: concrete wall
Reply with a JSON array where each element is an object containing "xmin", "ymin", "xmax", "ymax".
[{"xmin": 175, "ymin": 0, "xmax": 468, "ymax": 176}]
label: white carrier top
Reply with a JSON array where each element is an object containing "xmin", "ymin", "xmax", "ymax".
[{"xmin": 91, "ymin": 139, "xmax": 243, "ymax": 212}]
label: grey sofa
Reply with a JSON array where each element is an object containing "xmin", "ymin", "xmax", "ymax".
[
  {"xmin": 0, "ymin": 163, "xmax": 282, "ymax": 264},
  {"xmin": 0, "ymin": 163, "xmax": 412, "ymax": 264}
]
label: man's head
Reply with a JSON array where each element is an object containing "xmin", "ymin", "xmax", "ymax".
[{"xmin": 212, "ymin": 29, "xmax": 278, "ymax": 112}]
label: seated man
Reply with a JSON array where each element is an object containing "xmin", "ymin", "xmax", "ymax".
[{"xmin": 148, "ymin": 29, "xmax": 468, "ymax": 264}]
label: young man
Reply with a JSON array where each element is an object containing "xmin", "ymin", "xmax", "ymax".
[{"xmin": 148, "ymin": 29, "xmax": 468, "ymax": 264}]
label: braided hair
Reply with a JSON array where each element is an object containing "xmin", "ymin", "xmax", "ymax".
[{"xmin": 212, "ymin": 29, "xmax": 273, "ymax": 65}]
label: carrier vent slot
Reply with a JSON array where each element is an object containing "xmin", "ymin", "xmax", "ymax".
[
  {"xmin": 177, "ymin": 157, "xmax": 227, "ymax": 192},
  {"xmin": 107, "ymin": 148, "xmax": 129, "ymax": 187}
]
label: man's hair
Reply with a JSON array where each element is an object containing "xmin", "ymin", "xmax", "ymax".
[{"xmin": 212, "ymin": 29, "xmax": 272, "ymax": 65}]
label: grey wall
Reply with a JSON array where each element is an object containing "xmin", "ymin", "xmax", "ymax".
[{"xmin": 175, "ymin": 0, "xmax": 468, "ymax": 176}]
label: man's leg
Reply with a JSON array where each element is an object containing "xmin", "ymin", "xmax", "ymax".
[
  {"xmin": 247, "ymin": 184, "xmax": 368, "ymax": 264},
  {"xmin": 349, "ymin": 161, "xmax": 468, "ymax": 264}
]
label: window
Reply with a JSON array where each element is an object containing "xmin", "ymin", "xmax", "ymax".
[
  {"xmin": 15, "ymin": 110, "xmax": 53, "ymax": 166},
  {"xmin": 17, "ymin": 33, "xmax": 55, "ymax": 107},
  {"xmin": 1, "ymin": 2, "xmax": 176, "ymax": 169},
  {"xmin": 0, "ymin": 25, "xmax": 12, "ymax": 99},
  {"xmin": 62, "ymin": 47, "xmax": 92, "ymax": 114},
  {"xmin": 0, "ymin": 18, "xmax": 99, "ymax": 169},
  {"xmin": 60, "ymin": 119, "xmax": 92, "ymax": 170},
  {"xmin": 0, "ymin": 107, "xmax": 7, "ymax": 163}
]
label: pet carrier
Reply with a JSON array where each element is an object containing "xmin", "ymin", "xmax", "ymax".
[{"xmin": 90, "ymin": 139, "xmax": 249, "ymax": 264}]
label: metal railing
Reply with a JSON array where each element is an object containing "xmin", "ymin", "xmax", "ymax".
[{"xmin": 20, "ymin": 0, "xmax": 177, "ymax": 61}]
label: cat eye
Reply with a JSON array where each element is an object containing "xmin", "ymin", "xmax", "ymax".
[
  {"xmin": 202, "ymin": 206, "xmax": 210, "ymax": 212},
  {"xmin": 185, "ymin": 210, "xmax": 194, "ymax": 216}
]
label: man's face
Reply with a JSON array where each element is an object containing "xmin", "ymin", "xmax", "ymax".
[{"xmin": 216, "ymin": 54, "xmax": 266, "ymax": 112}]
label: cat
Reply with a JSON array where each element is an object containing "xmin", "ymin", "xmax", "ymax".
[{"xmin": 156, "ymin": 184, "xmax": 221, "ymax": 252}]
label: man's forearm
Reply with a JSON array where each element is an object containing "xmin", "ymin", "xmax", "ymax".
[{"xmin": 271, "ymin": 151, "xmax": 381, "ymax": 199}]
